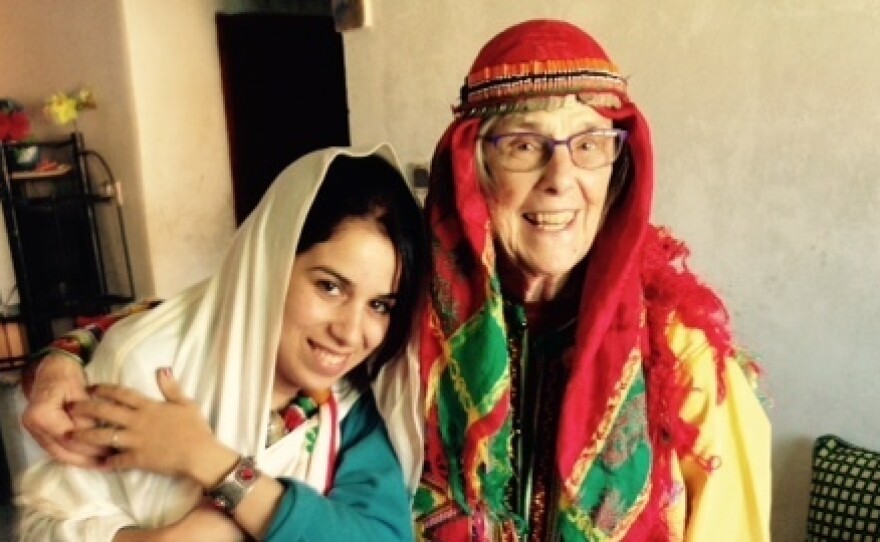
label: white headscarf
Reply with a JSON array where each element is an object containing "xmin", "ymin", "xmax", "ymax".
[{"xmin": 17, "ymin": 144, "xmax": 425, "ymax": 540}]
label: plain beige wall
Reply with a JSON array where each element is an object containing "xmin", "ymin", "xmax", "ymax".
[
  {"xmin": 121, "ymin": 0, "xmax": 234, "ymax": 296},
  {"xmin": 2, "ymin": 1, "xmax": 880, "ymax": 540}
]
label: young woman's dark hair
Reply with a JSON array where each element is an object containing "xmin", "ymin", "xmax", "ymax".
[{"xmin": 296, "ymin": 154, "xmax": 428, "ymax": 387}]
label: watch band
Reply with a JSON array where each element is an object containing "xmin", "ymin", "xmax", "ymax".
[{"xmin": 206, "ymin": 455, "xmax": 259, "ymax": 513}]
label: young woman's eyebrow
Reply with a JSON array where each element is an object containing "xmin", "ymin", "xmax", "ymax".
[
  {"xmin": 310, "ymin": 266, "xmax": 351, "ymax": 288},
  {"xmin": 311, "ymin": 266, "xmax": 399, "ymax": 299}
]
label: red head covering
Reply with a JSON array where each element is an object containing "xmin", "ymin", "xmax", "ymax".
[{"xmin": 456, "ymin": 19, "xmax": 628, "ymax": 116}]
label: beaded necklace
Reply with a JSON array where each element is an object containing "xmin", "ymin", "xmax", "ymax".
[
  {"xmin": 503, "ymin": 296, "xmax": 577, "ymax": 540},
  {"xmin": 266, "ymin": 389, "xmax": 330, "ymax": 447}
]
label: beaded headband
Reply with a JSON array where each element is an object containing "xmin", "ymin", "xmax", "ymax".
[
  {"xmin": 453, "ymin": 20, "xmax": 630, "ymax": 118},
  {"xmin": 455, "ymin": 58, "xmax": 627, "ymax": 117}
]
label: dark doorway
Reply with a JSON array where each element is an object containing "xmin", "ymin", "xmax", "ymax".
[{"xmin": 216, "ymin": 14, "xmax": 350, "ymax": 224}]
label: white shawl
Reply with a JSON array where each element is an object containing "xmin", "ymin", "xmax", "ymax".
[{"xmin": 16, "ymin": 144, "xmax": 424, "ymax": 541}]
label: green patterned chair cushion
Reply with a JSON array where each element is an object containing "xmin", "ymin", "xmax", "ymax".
[{"xmin": 806, "ymin": 434, "xmax": 880, "ymax": 541}]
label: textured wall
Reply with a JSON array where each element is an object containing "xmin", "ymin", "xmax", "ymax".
[
  {"xmin": 344, "ymin": 2, "xmax": 880, "ymax": 540},
  {"xmin": 120, "ymin": 0, "xmax": 235, "ymax": 297}
]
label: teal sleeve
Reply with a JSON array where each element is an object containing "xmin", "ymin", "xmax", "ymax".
[{"xmin": 264, "ymin": 392, "xmax": 415, "ymax": 542}]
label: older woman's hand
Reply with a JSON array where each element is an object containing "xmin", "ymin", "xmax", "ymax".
[
  {"xmin": 70, "ymin": 368, "xmax": 239, "ymax": 488},
  {"xmin": 113, "ymin": 500, "xmax": 246, "ymax": 542},
  {"xmin": 21, "ymin": 352, "xmax": 106, "ymax": 467},
  {"xmin": 161, "ymin": 500, "xmax": 248, "ymax": 541}
]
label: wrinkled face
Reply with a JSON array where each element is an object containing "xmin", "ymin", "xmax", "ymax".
[
  {"xmin": 481, "ymin": 99, "xmax": 614, "ymax": 289},
  {"xmin": 274, "ymin": 216, "xmax": 399, "ymax": 398}
]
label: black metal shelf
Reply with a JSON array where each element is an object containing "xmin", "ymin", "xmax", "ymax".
[
  {"xmin": 0, "ymin": 133, "xmax": 136, "ymax": 367},
  {"xmin": 8, "ymin": 194, "xmax": 114, "ymax": 208}
]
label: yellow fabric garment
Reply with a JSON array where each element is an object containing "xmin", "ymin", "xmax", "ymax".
[{"xmin": 665, "ymin": 321, "xmax": 771, "ymax": 542}]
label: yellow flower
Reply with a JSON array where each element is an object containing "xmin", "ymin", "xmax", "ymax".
[
  {"xmin": 43, "ymin": 87, "xmax": 98, "ymax": 126},
  {"xmin": 44, "ymin": 93, "xmax": 79, "ymax": 125}
]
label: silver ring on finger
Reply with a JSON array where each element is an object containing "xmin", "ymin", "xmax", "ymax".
[{"xmin": 111, "ymin": 428, "xmax": 121, "ymax": 449}]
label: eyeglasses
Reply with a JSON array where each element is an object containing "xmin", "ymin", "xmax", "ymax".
[{"xmin": 482, "ymin": 128, "xmax": 628, "ymax": 172}]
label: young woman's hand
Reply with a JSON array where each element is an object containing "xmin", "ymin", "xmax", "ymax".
[
  {"xmin": 70, "ymin": 368, "xmax": 239, "ymax": 488},
  {"xmin": 21, "ymin": 353, "xmax": 105, "ymax": 467}
]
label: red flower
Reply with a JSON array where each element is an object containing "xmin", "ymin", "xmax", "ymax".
[
  {"xmin": 0, "ymin": 111, "xmax": 30, "ymax": 142},
  {"xmin": 9, "ymin": 112, "xmax": 30, "ymax": 141}
]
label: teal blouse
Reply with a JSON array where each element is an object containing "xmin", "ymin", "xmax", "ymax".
[{"xmin": 265, "ymin": 392, "xmax": 415, "ymax": 541}]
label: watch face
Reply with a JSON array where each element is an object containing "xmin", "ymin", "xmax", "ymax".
[{"xmin": 207, "ymin": 456, "xmax": 258, "ymax": 512}]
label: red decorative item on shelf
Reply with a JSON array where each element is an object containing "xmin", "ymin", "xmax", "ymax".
[
  {"xmin": 1, "ymin": 98, "xmax": 40, "ymax": 172},
  {"xmin": 0, "ymin": 98, "xmax": 31, "ymax": 143}
]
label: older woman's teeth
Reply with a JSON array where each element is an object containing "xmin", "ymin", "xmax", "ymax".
[{"xmin": 524, "ymin": 211, "xmax": 576, "ymax": 229}]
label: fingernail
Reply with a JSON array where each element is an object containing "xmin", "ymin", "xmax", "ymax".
[{"xmin": 158, "ymin": 367, "xmax": 172, "ymax": 378}]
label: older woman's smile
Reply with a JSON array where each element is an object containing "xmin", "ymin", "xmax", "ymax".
[{"xmin": 523, "ymin": 210, "xmax": 578, "ymax": 229}]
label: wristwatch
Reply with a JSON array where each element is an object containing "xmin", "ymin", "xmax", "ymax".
[{"xmin": 206, "ymin": 455, "xmax": 259, "ymax": 513}]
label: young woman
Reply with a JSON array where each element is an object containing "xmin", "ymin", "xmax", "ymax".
[{"xmin": 16, "ymin": 145, "xmax": 427, "ymax": 541}]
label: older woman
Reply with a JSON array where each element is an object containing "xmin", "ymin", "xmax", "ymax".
[
  {"xmin": 20, "ymin": 18, "xmax": 769, "ymax": 542},
  {"xmin": 412, "ymin": 19, "xmax": 769, "ymax": 541}
]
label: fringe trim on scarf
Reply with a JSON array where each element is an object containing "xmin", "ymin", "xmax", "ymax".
[{"xmin": 624, "ymin": 224, "xmax": 745, "ymax": 540}]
